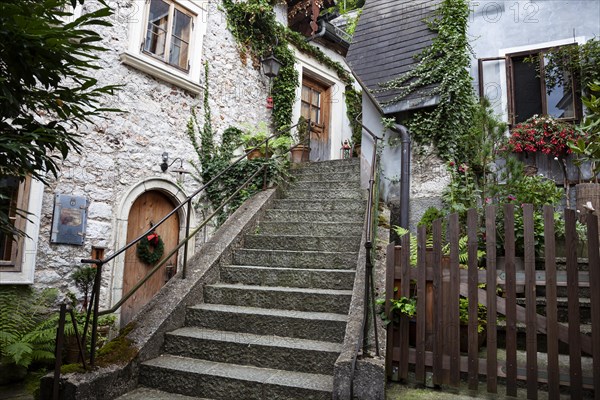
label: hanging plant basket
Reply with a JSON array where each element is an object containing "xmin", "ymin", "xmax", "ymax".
[{"xmin": 136, "ymin": 232, "xmax": 165, "ymax": 265}]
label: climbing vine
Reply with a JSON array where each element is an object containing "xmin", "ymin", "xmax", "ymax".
[
  {"xmin": 187, "ymin": 62, "xmax": 279, "ymax": 226},
  {"xmin": 221, "ymin": 0, "xmax": 358, "ymax": 131},
  {"xmin": 344, "ymin": 87, "xmax": 362, "ymax": 145},
  {"xmin": 378, "ymin": 0, "xmax": 476, "ymax": 161}
]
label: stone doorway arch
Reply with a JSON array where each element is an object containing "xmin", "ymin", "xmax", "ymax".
[{"xmin": 110, "ymin": 178, "xmax": 195, "ymax": 326}]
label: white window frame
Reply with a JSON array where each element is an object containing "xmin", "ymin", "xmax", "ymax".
[{"xmin": 120, "ymin": 0, "xmax": 208, "ymax": 94}]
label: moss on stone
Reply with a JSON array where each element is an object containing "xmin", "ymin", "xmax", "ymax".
[
  {"xmin": 95, "ymin": 322, "xmax": 138, "ymax": 367},
  {"xmin": 60, "ymin": 363, "xmax": 85, "ymax": 374}
]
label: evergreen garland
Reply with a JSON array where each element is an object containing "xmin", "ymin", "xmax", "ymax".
[
  {"xmin": 378, "ymin": 0, "xmax": 476, "ymax": 160},
  {"xmin": 136, "ymin": 233, "xmax": 165, "ymax": 265}
]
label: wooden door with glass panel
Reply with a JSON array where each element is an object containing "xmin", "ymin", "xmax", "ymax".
[{"xmin": 301, "ymin": 77, "xmax": 331, "ymax": 161}]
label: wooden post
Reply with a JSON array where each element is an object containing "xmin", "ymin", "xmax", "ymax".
[
  {"xmin": 415, "ymin": 226, "xmax": 427, "ymax": 383},
  {"xmin": 432, "ymin": 218, "xmax": 444, "ymax": 386},
  {"xmin": 565, "ymin": 209, "xmax": 582, "ymax": 397},
  {"xmin": 485, "ymin": 206, "xmax": 498, "ymax": 393},
  {"xmin": 523, "ymin": 204, "xmax": 538, "ymax": 400},
  {"xmin": 504, "ymin": 204, "xmax": 517, "ymax": 397},
  {"xmin": 448, "ymin": 213, "xmax": 460, "ymax": 386},
  {"xmin": 586, "ymin": 212, "xmax": 600, "ymax": 400},
  {"xmin": 543, "ymin": 205, "xmax": 560, "ymax": 399},
  {"xmin": 398, "ymin": 233, "xmax": 411, "ymax": 381},
  {"xmin": 467, "ymin": 208, "xmax": 479, "ymax": 390},
  {"xmin": 385, "ymin": 242, "xmax": 396, "ymax": 378}
]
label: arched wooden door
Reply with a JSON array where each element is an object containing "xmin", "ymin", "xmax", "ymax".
[{"xmin": 121, "ymin": 190, "xmax": 179, "ymax": 326}]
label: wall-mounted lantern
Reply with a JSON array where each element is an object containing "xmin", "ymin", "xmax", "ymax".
[{"xmin": 261, "ymin": 40, "xmax": 283, "ymax": 109}]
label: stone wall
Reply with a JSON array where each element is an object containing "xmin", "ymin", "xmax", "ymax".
[{"xmin": 31, "ymin": 0, "xmax": 271, "ymax": 309}]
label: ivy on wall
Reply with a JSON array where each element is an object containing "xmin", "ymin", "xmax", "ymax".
[
  {"xmin": 378, "ymin": 0, "xmax": 476, "ymax": 161},
  {"xmin": 221, "ymin": 0, "xmax": 359, "ymax": 133},
  {"xmin": 344, "ymin": 87, "xmax": 362, "ymax": 144},
  {"xmin": 187, "ymin": 62, "xmax": 277, "ymax": 225}
]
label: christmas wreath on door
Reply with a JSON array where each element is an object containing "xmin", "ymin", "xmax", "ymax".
[{"xmin": 137, "ymin": 232, "xmax": 165, "ymax": 265}]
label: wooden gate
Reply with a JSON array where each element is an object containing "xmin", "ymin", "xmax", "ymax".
[
  {"xmin": 385, "ymin": 205, "xmax": 599, "ymax": 399},
  {"xmin": 121, "ymin": 191, "xmax": 180, "ymax": 326}
]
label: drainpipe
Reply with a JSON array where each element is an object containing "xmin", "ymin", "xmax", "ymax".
[
  {"xmin": 390, "ymin": 123, "xmax": 411, "ymax": 229},
  {"xmin": 305, "ymin": 20, "xmax": 326, "ymax": 42}
]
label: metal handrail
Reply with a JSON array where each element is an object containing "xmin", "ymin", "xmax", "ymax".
[
  {"xmin": 362, "ymin": 118, "xmax": 382, "ymax": 356},
  {"xmin": 349, "ymin": 119, "xmax": 383, "ymax": 398}
]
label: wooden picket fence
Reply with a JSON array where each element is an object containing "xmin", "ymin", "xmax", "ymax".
[{"xmin": 385, "ymin": 205, "xmax": 600, "ymax": 399}]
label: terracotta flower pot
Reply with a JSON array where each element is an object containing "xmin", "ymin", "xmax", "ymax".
[{"xmin": 290, "ymin": 145, "xmax": 310, "ymax": 163}]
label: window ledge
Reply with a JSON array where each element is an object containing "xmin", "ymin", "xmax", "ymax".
[{"xmin": 120, "ymin": 51, "xmax": 203, "ymax": 95}]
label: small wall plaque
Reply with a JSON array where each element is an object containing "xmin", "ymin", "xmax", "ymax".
[{"xmin": 50, "ymin": 194, "xmax": 88, "ymax": 245}]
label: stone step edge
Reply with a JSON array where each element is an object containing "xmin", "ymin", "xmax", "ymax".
[
  {"xmin": 188, "ymin": 303, "xmax": 348, "ymax": 321},
  {"xmin": 514, "ymin": 297, "xmax": 591, "ymax": 306},
  {"xmin": 223, "ymin": 265, "xmax": 356, "ymax": 273},
  {"xmin": 495, "ymin": 319, "xmax": 592, "ymax": 334},
  {"xmin": 265, "ymin": 209, "xmax": 363, "ymax": 216},
  {"xmin": 259, "ymin": 221, "xmax": 363, "ymax": 226},
  {"xmin": 116, "ymin": 387, "xmax": 211, "ymax": 400},
  {"xmin": 205, "ymin": 283, "xmax": 353, "ymax": 296},
  {"xmin": 235, "ymin": 249, "xmax": 359, "ymax": 257},
  {"xmin": 166, "ymin": 327, "xmax": 343, "ymax": 353},
  {"xmin": 244, "ymin": 234, "xmax": 362, "ymax": 240},
  {"xmin": 291, "ymin": 180, "xmax": 361, "ymax": 185},
  {"xmin": 141, "ymin": 355, "xmax": 333, "ymax": 392}
]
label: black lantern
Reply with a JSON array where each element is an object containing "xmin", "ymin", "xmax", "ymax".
[{"xmin": 261, "ymin": 54, "xmax": 283, "ymax": 78}]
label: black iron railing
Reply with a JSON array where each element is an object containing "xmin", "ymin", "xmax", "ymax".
[
  {"xmin": 51, "ymin": 121, "xmax": 306, "ymax": 398},
  {"xmin": 348, "ymin": 120, "xmax": 382, "ymax": 397}
]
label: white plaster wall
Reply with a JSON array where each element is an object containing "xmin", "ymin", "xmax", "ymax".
[
  {"xmin": 359, "ymin": 93, "xmax": 384, "ymax": 190},
  {"xmin": 25, "ymin": 0, "xmax": 271, "ymax": 309},
  {"xmin": 469, "ymin": 0, "xmax": 600, "ymax": 119},
  {"xmin": 292, "ymin": 43, "xmax": 356, "ymax": 161}
]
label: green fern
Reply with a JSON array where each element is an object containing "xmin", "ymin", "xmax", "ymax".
[
  {"xmin": 393, "ymin": 226, "xmax": 485, "ymax": 267},
  {"xmin": 0, "ymin": 286, "xmax": 58, "ymax": 368}
]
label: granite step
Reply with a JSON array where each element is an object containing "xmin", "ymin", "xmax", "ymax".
[
  {"xmin": 291, "ymin": 171, "xmax": 357, "ymax": 182},
  {"xmin": 185, "ymin": 304, "xmax": 347, "ymax": 343},
  {"xmin": 496, "ymin": 320, "xmax": 592, "ymax": 354},
  {"xmin": 256, "ymin": 221, "xmax": 362, "ymax": 236},
  {"xmin": 270, "ymin": 199, "xmax": 366, "ymax": 212},
  {"xmin": 284, "ymin": 188, "xmax": 364, "ymax": 200},
  {"xmin": 139, "ymin": 356, "xmax": 332, "ymax": 400},
  {"xmin": 203, "ymin": 284, "xmax": 352, "ymax": 314},
  {"xmin": 220, "ymin": 265, "xmax": 355, "ymax": 290},
  {"xmin": 514, "ymin": 296, "xmax": 592, "ymax": 324},
  {"xmin": 291, "ymin": 180, "xmax": 360, "ymax": 191},
  {"xmin": 291, "ymin": 160, "xmax": 359, "ymax": 175},
  {"xmin": 263, "ymin": 209, "xmax": 362, "ymax": 223},
  {"xmin": 164, "ymin": 328, "xmax": 342, "ymax": 375},
  {"xmin": 243, "ymin": 234, "xmax": 361, "ymax": 252},
  {"xmin": 116, "ymin": 387, "xmax": 209, "ymax": 400},
  {"xmin": 232, "ymin": 249, "xmax": 358, "ymax": 269}
]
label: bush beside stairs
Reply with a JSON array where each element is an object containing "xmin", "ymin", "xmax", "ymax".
[{"xmin": 118, "ymin": 159, "xmax": 365, "ymax": 400}]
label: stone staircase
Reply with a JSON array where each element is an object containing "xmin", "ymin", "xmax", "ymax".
[{"xmin": 121, "ymin": 159, "xmax": 365, "ymax": 399}]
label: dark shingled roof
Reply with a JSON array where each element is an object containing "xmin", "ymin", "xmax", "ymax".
[{"xmin": 347, "ymin": 0, "xmax": 441, "ymax": 114}]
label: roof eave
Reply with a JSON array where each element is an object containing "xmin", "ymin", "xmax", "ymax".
[{"xmin": 381, "ymin": 94, "xmax": 440, "ymax": 116}]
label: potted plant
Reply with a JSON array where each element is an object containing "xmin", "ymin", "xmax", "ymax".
[
  {"xmin": 506, "ymin": 114, "xmax": 583, "ymax": 158},
  {"xmin": 290, "ymin": 116, "xmax": 310, "ymax": 163},
  {"xmin": 241, "ymin": 122, "xmax": 271, "ymax": 160}
]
